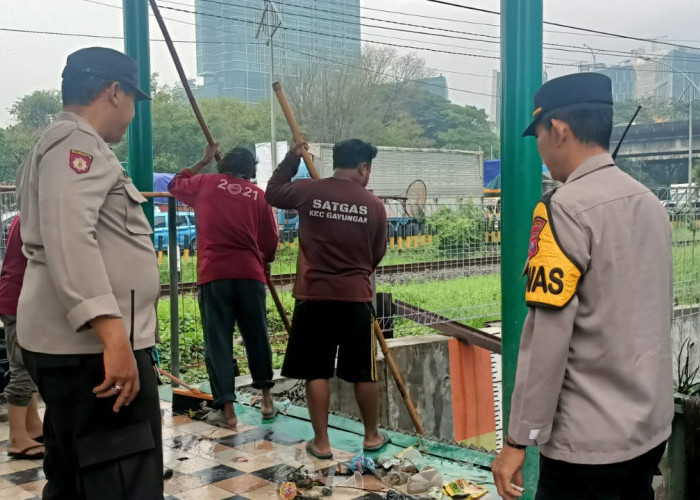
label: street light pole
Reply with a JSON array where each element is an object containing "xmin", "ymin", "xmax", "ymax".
[
  {"xmin": 583, "ymin": 44, "xmax": 596, "ymax": 67},
  {"xmin": 269, "ymin": 39, "xmax": 276, "ymax": 169},
  {"xmin": 644, "ymin": 57, "xmax": 699, "ymax": 186},
  {"xmin": 256, "ymin": 1, "xmax": 284, "ymax": 171}
]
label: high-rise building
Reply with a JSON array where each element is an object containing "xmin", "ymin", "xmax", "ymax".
[
  {"xmin": 646, "ymin": 48, "xmax": 700, "ymax": 100},
  {"xmin": 580, "ymin": 47, "xmax": 700, "ymax": 103},
  {"xmin": 195, "ymin": 0, "xmax": 361, "ymax": 103}
]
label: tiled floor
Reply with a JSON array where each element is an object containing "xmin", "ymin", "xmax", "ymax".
[{"xmin": 0, "ymin": 395, "xmax": 496, "ymax": 499}]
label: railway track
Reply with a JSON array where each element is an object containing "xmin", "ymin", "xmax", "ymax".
[{"xmin": 159, "ymin": 255, "xmax": 502, "ymax": 296}]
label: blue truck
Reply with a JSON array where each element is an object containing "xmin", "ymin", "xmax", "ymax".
[{"xmin": 153, "ymin": 208, "xmax": 198, "ymax": 254}]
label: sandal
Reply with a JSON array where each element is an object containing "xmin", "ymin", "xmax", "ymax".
[
  {"xmin": 8, "ymin": 444, "xmax": 45, "ymax": 460},
  {"xmin": 363, "ymin": 431, "xmax": 392, "ymax": 453},
  {"xmin": 305, "ymin": 440, "xmax": 333, "ymax": 460}
]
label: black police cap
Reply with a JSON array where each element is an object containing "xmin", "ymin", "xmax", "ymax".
[
  {"xmin": 61, "ymin": 47, "xmax": 150, "ymax": 101},
  {"xmin": 522, "ymin": 72, "xmax": 612, "ymax": 137}
]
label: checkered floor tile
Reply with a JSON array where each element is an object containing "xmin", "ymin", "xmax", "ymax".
[{"xmin": 0, "ymin": 400, "xmax": 430, "ymax": 499}]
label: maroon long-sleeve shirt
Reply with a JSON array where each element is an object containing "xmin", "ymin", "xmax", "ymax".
[
  {"xmin": 265, "ymin": 153, "xmax": 387, "ymax": 302},
  {"xmin": 168, "ymin": 169, "xmax": 279, "ymax": 286},
  {"xmin": 0, "ymin": 217, "xmax": 27, "ymax": 317}
]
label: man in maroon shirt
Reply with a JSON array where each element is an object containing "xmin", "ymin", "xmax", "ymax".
[
  {"xmin": 266, "ymin": 139, "xmax": 388, "ymax": 459},
  {"xmin": 0, "ymin": 216, "xmax": 44, "ymax": 459},
  {"xmin": 169, "ymin": 144, "xmax": 279, "ymax": 427}
]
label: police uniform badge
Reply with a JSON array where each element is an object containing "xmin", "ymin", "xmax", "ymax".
[
  {"xmin": 524, "ymin": 194, "xmax": 582, "ymax": 309},
  {"xmin": 69, "ymin": 150, "xmax": 93, "ymax": 174}
]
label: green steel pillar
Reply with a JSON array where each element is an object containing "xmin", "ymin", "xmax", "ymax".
[
  {"xmin": 123, "ymin": 0, "xmax": 154, "ymax": 228},
  {"xmin": 500, "ymin": 0, "xmax": 543, "ymax": 497}
]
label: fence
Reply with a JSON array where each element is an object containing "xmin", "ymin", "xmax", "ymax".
[
  {"xmin": 0, "ymin": 184, "xmax": 695, "ymax": 384},
  {"xmin": 0, "ymin": 188, "xmax": 18, "ymax": 260}
]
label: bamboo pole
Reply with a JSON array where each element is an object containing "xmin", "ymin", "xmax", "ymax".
[
  {"xmin": 147, "ymin": 0, "xmax": 291, "ymax": 334},
  {"xmin": 148, "ymin": 0, "xmax": 221, "ymax": 162},
  {"xmin": 272, "ymin": 81, "xmax": 425, "ymax": 436}
]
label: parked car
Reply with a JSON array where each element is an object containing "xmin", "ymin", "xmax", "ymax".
[{"xmin": 153, "ymin": 209, "xmax": 197, "ymax": 254}]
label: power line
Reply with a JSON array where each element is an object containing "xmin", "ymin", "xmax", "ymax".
[
  {"xmin": 84, "ymin": 0, "xmax": 501, "ymax": 80},
  {"xmin": 159, "ymin": 3, "xmax": 700, "ymax": 71},
  {"xmin": 0, "ymin": 26, "xmax": 265, "ymax": 46},
  {"xmin": 169, "ymin": 0, "xmax": 700, "ymax": 67},
  {"xmin": 427, "ymin": 0, "xmax": 700, "ymax": 52},
  {"xmin": 275, "ymin": 41, "xmax": 496, "ymax": 98},
  {"xmin": 0, "ymin": 26, "xmax": 497, "ymax": 96}
]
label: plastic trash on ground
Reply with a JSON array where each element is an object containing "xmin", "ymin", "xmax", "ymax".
[
  {"xmin": 442, "ymin": 478, "xmax": 489, "ymax": 499},
  {"xmin": 407, "ymin": 466, "xmax": 444, "ymax": 494}
]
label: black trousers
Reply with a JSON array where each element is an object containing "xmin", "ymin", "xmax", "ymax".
[
  {"xmin": 23, "ymin": 348, "xmax": 163, "ymax": 500},
  {"xmin": 536, "ymin": 441, "xmax": 666, "ymax": 500},
  {"xmin": 198, "ymin": 279, "xmax": 274, "ymax": 409}
]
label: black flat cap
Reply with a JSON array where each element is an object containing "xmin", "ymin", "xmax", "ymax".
[
  {"xmin": 522, "ymin": 72, "xmax": 612, "ymax": 137},
  {"xmin": 62, "ymin": 47, "xmax": 150, "ymax": 101}
]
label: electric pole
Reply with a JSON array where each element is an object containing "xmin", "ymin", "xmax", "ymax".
[{"xmin": 256, "ymin": 1, "xmax": 284, "ymax": 171}]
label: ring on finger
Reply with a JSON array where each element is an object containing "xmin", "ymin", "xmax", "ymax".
[{"xmin": 113, "ymin": 385, "xmax": 123, "ymax": 394}]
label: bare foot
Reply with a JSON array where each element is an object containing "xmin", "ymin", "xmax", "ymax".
[
  {"xmin": 223, "ymin": 402, "xmax": 238, "ymax": 428},
  {"xmin": 261, "ymin": 390, "xmax": 274, "ymax": 416}
]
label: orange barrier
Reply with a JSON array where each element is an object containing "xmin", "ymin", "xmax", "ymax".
[{"xmin": 448, "ymin": 338, "xmax": 497, "ymax": 450}]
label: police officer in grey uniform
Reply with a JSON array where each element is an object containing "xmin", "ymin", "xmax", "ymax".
[
  {"xmin": 491, "ymin": 73, "xmax": 673, "ymax": 499},
  {"xmin": 16, "ymin": 47, "xmax": 163, "ymax": 499}
]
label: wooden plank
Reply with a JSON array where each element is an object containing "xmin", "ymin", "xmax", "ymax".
[{"xmin": 393, "ymin": 300, "xmax": 502, "ymax": 354}]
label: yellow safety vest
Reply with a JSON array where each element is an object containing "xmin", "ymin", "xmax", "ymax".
[{"xmin": 524, "ymin": 195, "xmax": 582, "ymax": 309}]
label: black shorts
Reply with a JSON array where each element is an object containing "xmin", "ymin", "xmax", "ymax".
[{"xmin": 281, "ymin": 300, "xmax": 377, "ymax": 383}]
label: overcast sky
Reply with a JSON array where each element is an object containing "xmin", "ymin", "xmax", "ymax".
[{"xmin": 1, "ymin": 0, "xmax": 698, "ymax": 127}]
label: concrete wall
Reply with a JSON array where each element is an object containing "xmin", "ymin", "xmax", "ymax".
[
  {"xmin": 328, "ymin": 335, "xmax": 455, "ymax": 440},
  {"xmin": 671, "ymin": 306, "xmax": 700, "ymax": 383}
]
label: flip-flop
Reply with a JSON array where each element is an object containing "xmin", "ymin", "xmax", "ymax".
[
  {"xmin": 363, "ymin": 431, "xmax": 392, "ymax": 453},
  {"xmin": 305, "ymin": 440, "xmax": 333, "ymax": 460},
  {"xmin": 8, "ymin": 444, "xmax": 45, "ymax": 460},
  {"xmin": 261, "ymin": 406, "xmax": 278, "ymax": 420},
  {"xmin": 32, "ymin": 435, "xmax": 44, "ymax": 444}
]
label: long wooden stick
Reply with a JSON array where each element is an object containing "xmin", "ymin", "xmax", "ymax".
[
  {"xmin": 158, "ymin": 367, "xmax": 208, "ymax": 395},
  {"xmin": 148, "ymin": 0, "xmax": 221, "ymax": 162},
  {"xmin": 272, "ymin": 82, "xmax": 425, "ymax": 436},
  {"xmin": 272, "ymin": 82, "xmax": 320, "ymax": 179},
  {"xmin": 148, "ymin": 0, "xmax": 291, "ymax": 334},
  {"xmin": 268, "ymin": 271, "xmax": 292, "ymax": 332}
]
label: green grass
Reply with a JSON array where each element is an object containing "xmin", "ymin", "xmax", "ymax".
[
  {"xmin": 156, "ymin": 239, "xmax": 498, "ymax": 284},
  {"xmin": 156, "ymin": 229, "xmax": 699, "ymax": 383},
  {"xmin": 156, "ymin": 273, "xmax": 501, "ymax": 383}
]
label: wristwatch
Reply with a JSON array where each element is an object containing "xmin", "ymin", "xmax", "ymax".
[{"xmin": 505, "ymin": 435, "xmax": 527, "ymax": 449}]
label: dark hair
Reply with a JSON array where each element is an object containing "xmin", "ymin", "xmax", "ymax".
[
  {"xmin": 219, "ymin": 147, "xmax": 257, "ymax": 179},
  {"xmin": 332, "ymin": 139, "xmax": 378, "ymax": 169},
  {"xmin": 62, "ymin": 76, "xmax": 135, "ymax": 106},
  {"xmin": 540, "ymin": 102, "xmax": 613, "ymax": 149}
]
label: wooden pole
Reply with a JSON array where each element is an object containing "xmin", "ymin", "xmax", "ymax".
[
  {"xmin": 272, "ymin": 82, "xmax": 319, "ymax": 179},
  {"xmin": 268, "ymin": 272, "xmax": 292, "ymax": 333},
  {"xmin": 147, "ymin": 0, "xmax": 291, "ymax": 334},
  {"xmin": 148, "ymin": 0, "xmax": 221, "ymax": 162},
  {"xmin": 272, "ymin": 81, "xmax": 425, "ymax": 436}
]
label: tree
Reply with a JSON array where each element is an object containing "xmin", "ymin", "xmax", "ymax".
[
  {"xmin": 0, "ymin": 90, "xmax": 63, "ymax": 181},
  {"xmin": 285, "ymin": 46, "xmax": 434, "ymax": 144},
  {"xmin": 10, "ymin": 90, "xmax": 61, "ymax": 130},
  {"xmin": 404, "ymin": 89, "xmax": 499, "ymax": 155},
  {"xmin": 284, "ymin": 45, "xmax": 499, "ymax": 155}
]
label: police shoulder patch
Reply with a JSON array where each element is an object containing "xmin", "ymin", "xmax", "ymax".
[
  {"xmin": 524, "ymin": 198, "xmax": 581, "ymax": 309},
  {"xmin": 69, "ymin": 150, "xmax": 93, "ymax": 174}
]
